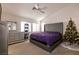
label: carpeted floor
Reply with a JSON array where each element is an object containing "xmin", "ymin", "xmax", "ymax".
[{"xmin": 8, "ymin": 40, "xmax": 79, "ymax": 55}]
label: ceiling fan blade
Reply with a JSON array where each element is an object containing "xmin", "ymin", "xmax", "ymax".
[
  {"xmin": 32, "ymin": 7, "xmax": 36, "ymax": 10},
  {"xmin": 39, "ymin": 10, "xmax": 45, "ymax": 13},
  {"xmin": 35, "ymin": 4, "xmax": 39, "ymax": 9},
  {"xmin": 42, "ymin": 7, "xmax": 47, "ymax": 10}
]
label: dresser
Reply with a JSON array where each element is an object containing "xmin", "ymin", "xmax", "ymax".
[{"xmin": 8, "ymin": 30, "xmax": 25, "ymax": 44}]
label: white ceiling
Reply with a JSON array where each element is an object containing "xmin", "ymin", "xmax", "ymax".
[{"xmin": 1, "ymin": 3, "xmax": 71, "ymax": 21}]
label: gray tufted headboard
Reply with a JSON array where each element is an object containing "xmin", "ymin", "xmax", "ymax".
[{"xmin": 44, "ymin": 22, "xmax": 63, "ymax": 34}]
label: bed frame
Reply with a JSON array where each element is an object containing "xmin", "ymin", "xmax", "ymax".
[
  {"xmin": 30, "ymin": 38, "xmax": 62, "ymax": 52},
  {"xmin": 30, "ymin": 22, "xmax": 63, "ymax": 52}
]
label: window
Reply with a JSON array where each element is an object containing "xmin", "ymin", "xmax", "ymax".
[
  {"xmin": 21, "ymin": 21, "xmax": 31, "ymax": 32},
  {"xmin": 41, "ymin": 23, "xmax": 45, "ymax": 32},
  {"xmin": 32, "ymin": 23, "xmax": 40, "ymax": 32}
]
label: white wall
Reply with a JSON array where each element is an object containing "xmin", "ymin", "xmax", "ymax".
[
  {"xmin": 1, "ymin": 13, "xmax": 36, "ymax": 32},
  {"xmin": 42, "ymin": 4, "xmax": 79, "ymax": 34}
]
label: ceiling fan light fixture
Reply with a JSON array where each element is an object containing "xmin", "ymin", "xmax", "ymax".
[{"xmin": 32, "ymin": 4, "xmax": 47, "ymax": 14}]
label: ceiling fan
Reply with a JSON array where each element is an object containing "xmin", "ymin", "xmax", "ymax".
[{"xmin": 32, "ymin": 4, "xmax": 47, "ymax": 13}]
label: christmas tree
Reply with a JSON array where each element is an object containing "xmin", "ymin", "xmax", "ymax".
[{"xmin": 64, "ymin": 18, "xmax": 78, "ymax": 44}]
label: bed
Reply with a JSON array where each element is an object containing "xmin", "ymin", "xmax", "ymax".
[
  {"xmin": 30, "ymin": 23, "xmax": 63, "ymax": 52},
  {"xmin": 30, "ymin": 32, "xmax": 62, "ymax": 46}
]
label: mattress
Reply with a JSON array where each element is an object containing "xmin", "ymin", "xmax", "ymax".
[{"xmin": 30, "ymin": 32, "xmax": 62, "ymax": 46}]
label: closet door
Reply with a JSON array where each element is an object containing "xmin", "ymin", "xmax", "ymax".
[
  {"xmin": 0, "ymin": 22, "xmax": 8, "ymax": 54},
  {"xmin": 0, "ymin": 4, "xmax": 1, "ymax": 21},
  {"xmin": 0, "ymin": 4, "xmax": 8, "ymax": 54}
]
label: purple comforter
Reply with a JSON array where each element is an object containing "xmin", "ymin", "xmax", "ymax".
[{"xmin": 30, "ymin": 32, "xmax": 62, "ymax": 46}]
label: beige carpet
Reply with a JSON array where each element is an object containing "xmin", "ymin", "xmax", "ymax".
[{"xmin": 8, "ymin": 40, "xmax": 79, "ymax": 55}]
